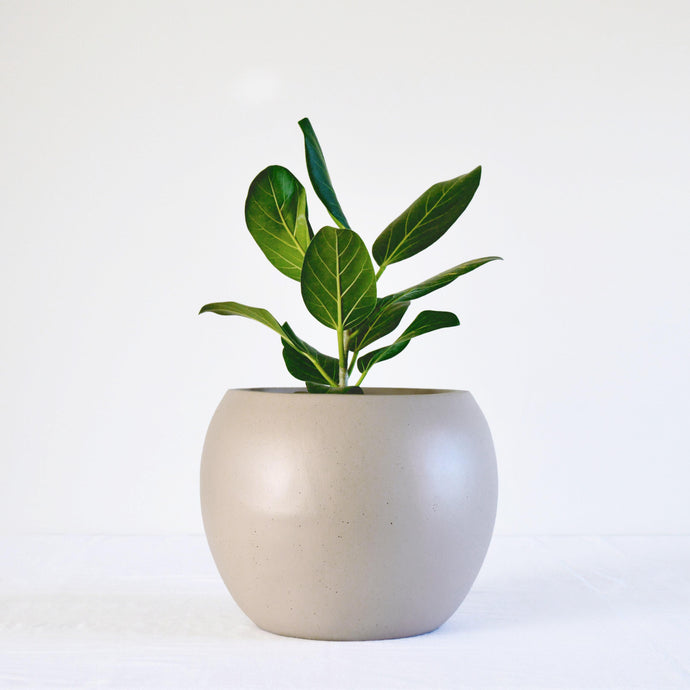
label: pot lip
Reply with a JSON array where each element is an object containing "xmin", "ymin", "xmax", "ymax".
[{"xmin": 228, "ymin": 387, "xmax": 470, "ymax": 397}]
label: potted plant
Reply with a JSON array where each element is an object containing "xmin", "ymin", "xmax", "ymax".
[{"xmin": 199, "ymin": 118, "xmax": 501, "ymax": 641}]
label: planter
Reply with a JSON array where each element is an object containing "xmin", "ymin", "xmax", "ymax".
[{"xmin": 200, "ymin": 387, "xmax": 498, "ymax": 641}]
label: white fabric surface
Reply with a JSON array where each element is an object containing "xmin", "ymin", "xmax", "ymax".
[{"xmin": 1, "ymin": 535, "xmax": 688, "ymax": 689}]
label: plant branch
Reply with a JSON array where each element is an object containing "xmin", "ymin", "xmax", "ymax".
[
  {"xmin": 347, "ymin": 344, "xmax": 361, "ymax": 378},
  {"xmin": 354, "ymin": 366, "xmax": 369, "ymax": 387},
  {"xmin": 337, "ymin": 324, "xmax": 347, "ymax": 387},
  {"xmin": 342, "ymin": 330, "xmax": 351, "ymax": 380}
]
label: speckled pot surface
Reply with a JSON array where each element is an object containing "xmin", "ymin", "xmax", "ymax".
[{"xmin": 200, "ymin": 388, "xmax": 498, "ymax": 641}]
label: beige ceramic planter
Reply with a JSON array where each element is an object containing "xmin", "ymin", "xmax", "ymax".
[{"xmin": 200, "ymin": 387, "xmax": 497, "ymax": 641}]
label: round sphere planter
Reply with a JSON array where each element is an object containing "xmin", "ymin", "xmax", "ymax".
[{"xmin": 200, "ymin": 387, "xmax": 498, "ymax": 641}]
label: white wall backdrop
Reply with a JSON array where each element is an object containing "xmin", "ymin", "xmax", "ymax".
[{"xmin": 1, "ymin": 0, "xmax": 689, "ymax": 535}]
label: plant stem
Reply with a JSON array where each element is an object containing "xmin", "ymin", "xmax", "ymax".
[
  {"xmin": 375, "ymin": 264, "xmax": 386, "ymax": 281},
  {"xmin": 354, "ymin": 366, "xmax": 368, "ymax": 387},
  {"xmin": 337, "ymin": 324, "xmax": 347, "ymax": 387},
  {"xmin": 347, "ymin": 344, "xmax": 361, "ymax": 378},
  {"xmin": 343, "ymin": 329, "xmax": 350, "ymax": 378}
]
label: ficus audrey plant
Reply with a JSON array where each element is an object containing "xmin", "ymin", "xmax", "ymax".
[{"xmin": 200, "ymin": 118, "xmax": 501, "ymax": 393}]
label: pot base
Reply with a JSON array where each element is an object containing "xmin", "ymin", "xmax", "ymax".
[{"xmin": 255, "ymin": 622, "xmax": 444, "ymax": 642}]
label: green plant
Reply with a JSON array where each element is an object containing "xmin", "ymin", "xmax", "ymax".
[{"xmin": 200, "ymin": 118, "xmax": 501, "ymax": 393}]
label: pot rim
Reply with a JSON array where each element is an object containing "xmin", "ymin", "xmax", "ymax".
[{"xmin": 231, "ymin": 387, "xmax": 469, "ymax": 396}]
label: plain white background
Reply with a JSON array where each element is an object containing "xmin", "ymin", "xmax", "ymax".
[{"xmin": 1, "ymin": 0, "xmax": 689, "ymax": 537}]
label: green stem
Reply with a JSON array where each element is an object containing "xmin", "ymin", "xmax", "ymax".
[
  {"xmin": 343, "ymin": 330, "xmax": 351, "ymax": 379},
  {"xmin": 347, "ymin": 344, "xmax": 361, "ymax": 378},
  {"xmin": 354, "ymin": 349, "xmax": 384, "ymax": 387},
  {"xmin": 354, "ymin": 366, "xmax": 369, "ymax": 387},
  {"xmin": 337, "ymin": 324, "xmax": 347, "ymax": 387},
  {"xmin": 375, "ymin": 263, "xmax": 386, "ymax": 281}
]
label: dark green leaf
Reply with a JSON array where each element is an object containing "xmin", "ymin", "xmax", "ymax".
[
  {"xmin": 305, "ymin": 382, "xmax": 364, "ymax": 394},
  {"xmin": 357, "ymin": 339, "xmax": 408, "ymax": 373},
  {"xmin": 357, "ymin": 310, "xmax": 460, "ymax": 373},
  {"xmin": 245, "ymin": 165, "xmax": 311, "ymax": 280},
  {"xmin": 339, "ymin": 385, "xmax": 364, "ymax": 394},
  {"xmin": 301, "ymin": 226, "xmax": 377, "ymax": 331},
  {"xmin": 199, "ymin": 301, "xmax": 287, "ymax": 338},
  {"xmin": 298, "ymin": 118, "xmax": 349, "ymax": 229},
  {"xmin": 372, "ymin": 166, "xmax": 481, "ymax": 268},
  {"xmin": 348, "ymin": 299, "xmax": 410, "ymax": 351},
  {"xmin": 305, "ymin": 382, "xmax": 331, "ymax": 393},
  {"xmin": 383, "ymin": 256, "xmax": 502, "ymax": 304},
  {"xmin": 281, "ymin": 323, "xmax": 339, "ymax": 385}
]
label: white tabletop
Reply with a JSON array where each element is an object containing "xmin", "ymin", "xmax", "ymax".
[{"xmin": 1, "ymin": 535, "xmax": 688, "ymax": 689}]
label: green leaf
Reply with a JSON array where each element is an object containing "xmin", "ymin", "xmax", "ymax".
[
  {"xmin": 357, "ymin": 310, "xmax": 460, "ymax": 373},
  {"xmin": 281, "ymin": 323, "xmax": 339, "ymax": 385},
  {"xmin": 305, "ymin": 382, "xmax": 363, "ymax": 394},
  {"xmin": 245, "ymin": 165, "xmax": 311, "ymax": 280},
  {"xmin": 372, "ymin": 166, "xmax": 482, "ymax": 268},
  {"xmin": 199, "ymin": 301, "xmax": 287, "ymax": 338},
  {"xmin": 199, "ymin": 303, "xmax": 340, "ymax": 386},
  {"xmin": 298, "ymin": 118, "xmax": 350, "ymax": 229},
  {"xmin": 305, "ymin": 381, "xmax": 331, "ymax": 393},
  {"xmin": 383, "ymin": 256, "xmax": 502, "ymax": 304},
  {"xmin": 301, "ymin": 227, "xmax": 377, "ymax": 331},
  {"xmin": 348, "ymin": 298, "xmax": 410, "ymax": 351}
]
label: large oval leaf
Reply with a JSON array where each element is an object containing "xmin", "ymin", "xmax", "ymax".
[
  {"xmin": 245, "ymin": 165, "xmax": 311, "ymax": 280},
  {"xmin": 383, "ymin": 256, "xmax": 502, "ymax": 304},
  {"xmin": 298, "ymin": 118, "xmax": 350, "ymax": 229},
  {"xmin": 372, "ymin": 166, "xmax": 481, "ymax": 269},
  {"xmin": 301, "ymin": 227, "xmax": 377, "ymax": 331},
  {"xmin": 356, "ymin": 310, "xmax": 460, "ymax": 374}
]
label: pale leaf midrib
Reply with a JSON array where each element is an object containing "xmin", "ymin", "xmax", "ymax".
[
  {"xmin": 334, "ymin": 231, "xmax": 343, "ymax": 333},
  {"xmin": 266, "ymin": 177, "xmax": 307, "ymax": 257},
  {"xmin": 342, "ymin": 286, "xmax": 372, "ymax": 327},
  {"xmin": 251, "ymin": 210, "xmax": 303, "ymax": 252},
  {"xmin": 340, "ymin": 261, "xmax": 366, "ymax": 299}
]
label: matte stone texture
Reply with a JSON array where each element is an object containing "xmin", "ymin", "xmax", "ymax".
[{"xmin": 200, "ymin": 388, "xmax": 498, "ymax": 641}]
